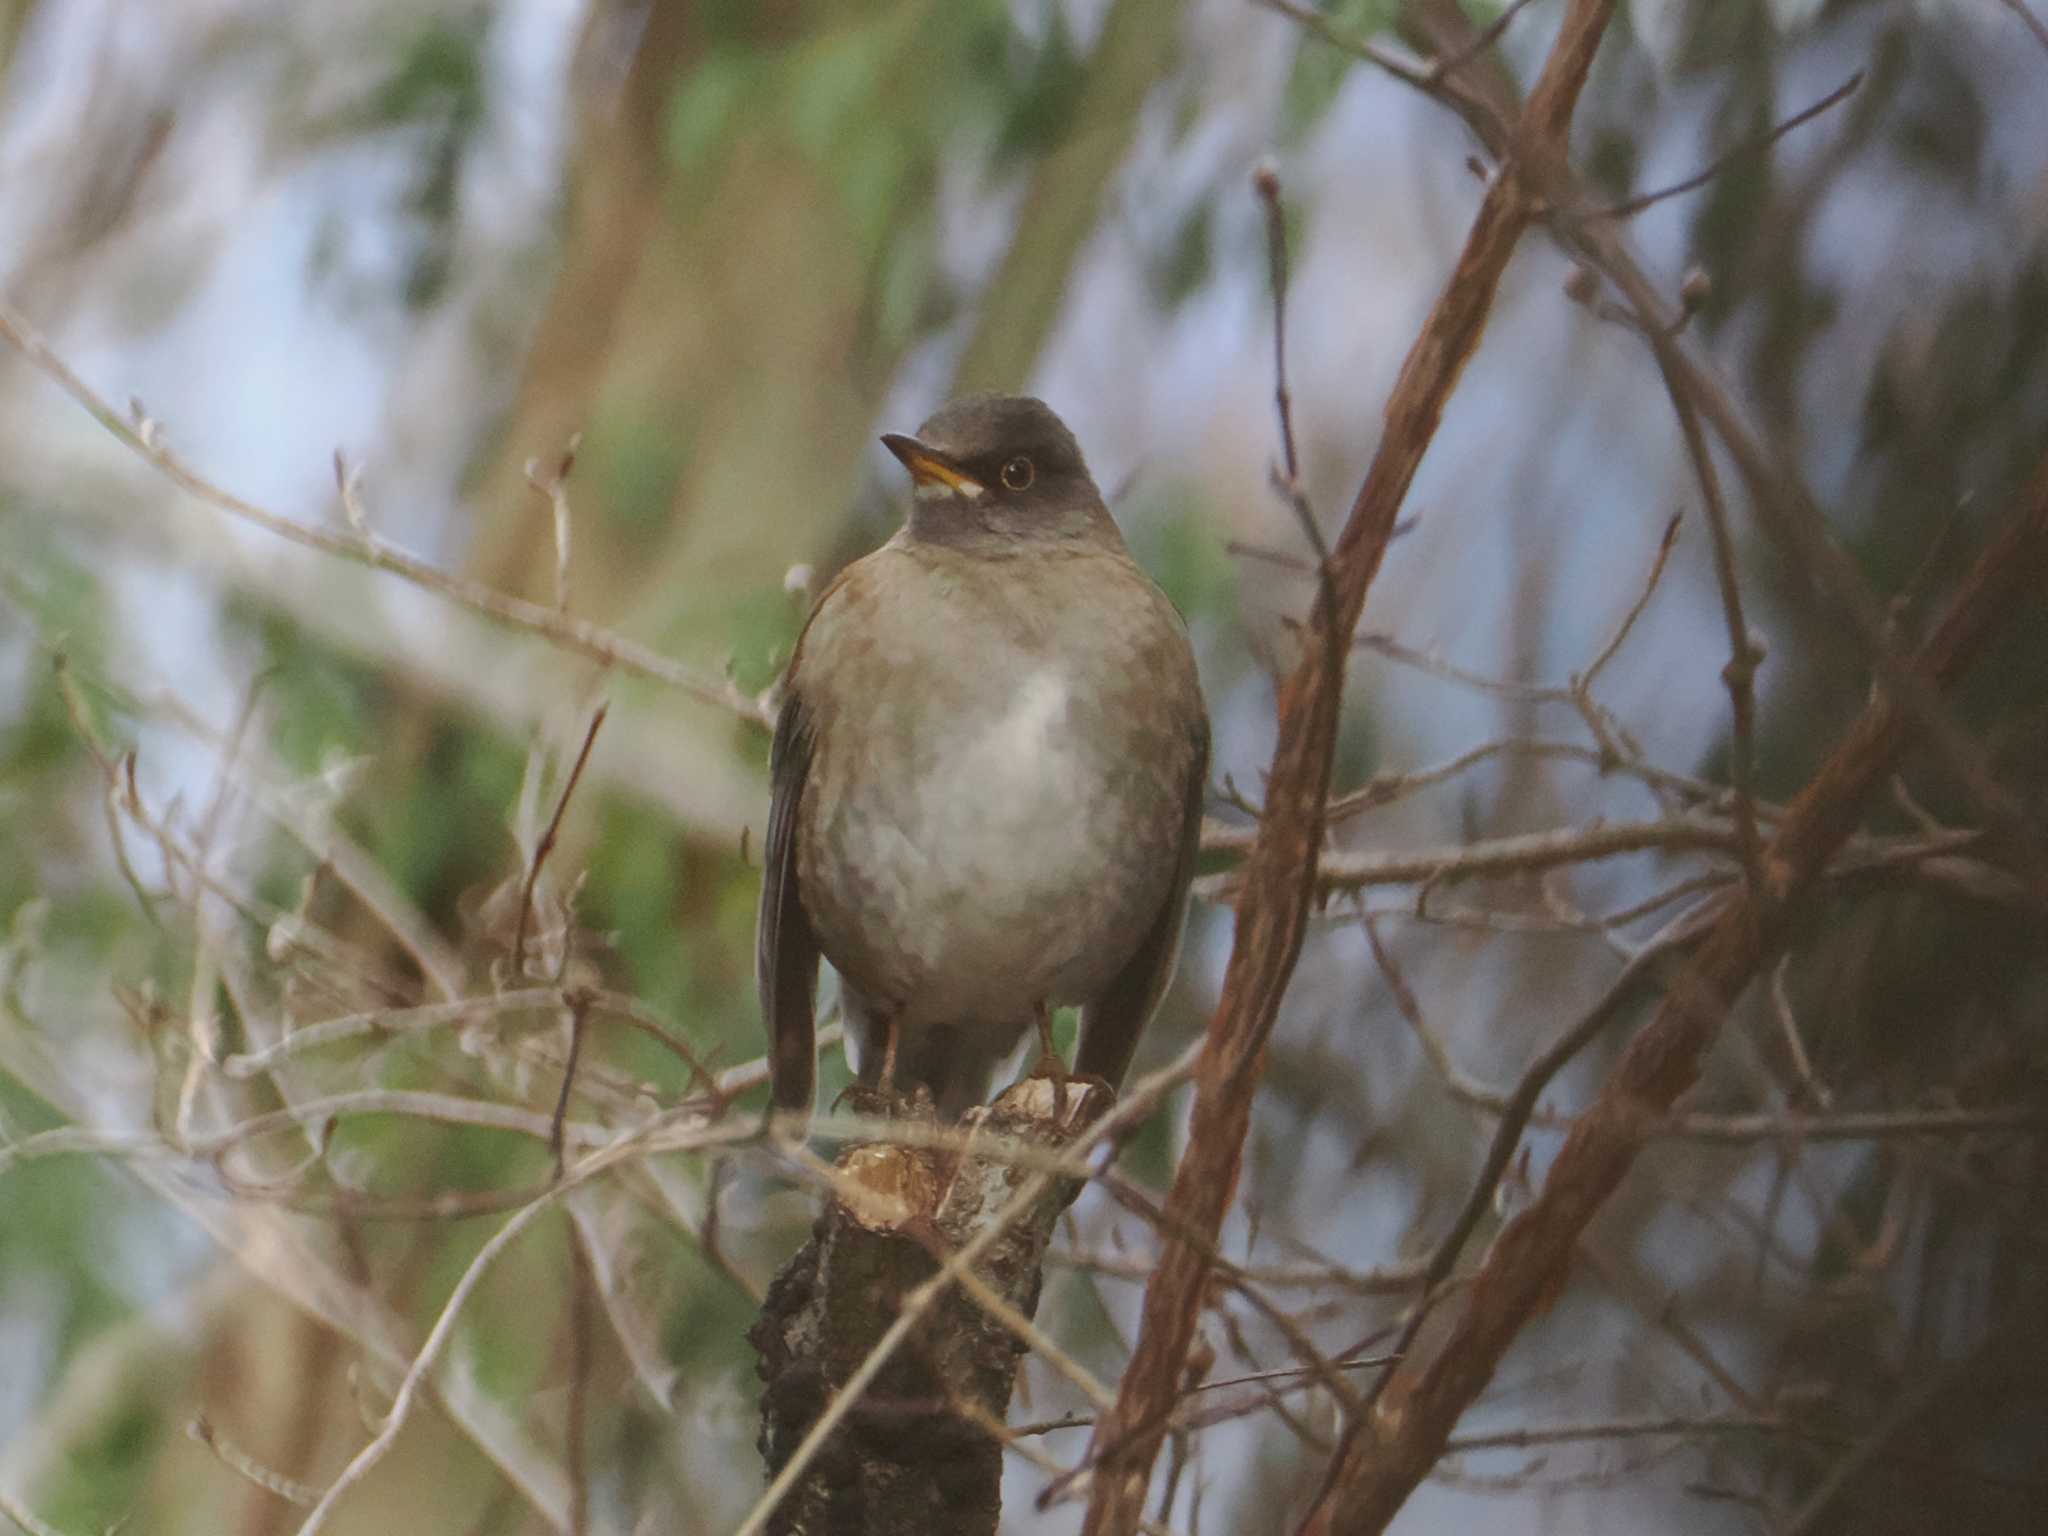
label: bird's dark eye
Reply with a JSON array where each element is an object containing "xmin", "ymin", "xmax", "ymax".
[{"xmin": 1000, "ymin": 456, "xmax": 1035, "ymax": 491}]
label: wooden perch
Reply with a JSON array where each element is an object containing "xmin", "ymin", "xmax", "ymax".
[{"xmin": 749, "ymin": 1079, "xmax": 1108, "ymax": 1536}]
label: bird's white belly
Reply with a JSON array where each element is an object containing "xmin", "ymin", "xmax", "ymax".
[{"xmin": 811, "ymin": 667, "xmax": 1148, "ymax": 1024}]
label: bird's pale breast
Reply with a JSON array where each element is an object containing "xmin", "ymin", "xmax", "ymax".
[{"xmin": 793, "ymin": 541, "xmax": 1199, "ymax": 1029}]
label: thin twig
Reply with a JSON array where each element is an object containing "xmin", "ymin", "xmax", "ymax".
[
  {"xmin": 1012, "ymin": 1351, "xmax": 1402, "ymax": 1441},
  {"xmin": 513, "ymin": 702, "xmax": 607, "ymax": 982},
  {"xmin": 1099, "ymin": 1172, "xmax": 1372, "ymax": 1420},
  {"xmin": 1355, "ymin": 631, "xmax": 1560, "ymax": 702},
  {"xmin": 1203, "ymin": 814, "xmax": 1745, "ymax": 896},
  {"xmin": 1253, "ymin": 161, "xmax": 1336, "ymax": 595},
  {"xmin": 1051, "ymin": 1245, "xmax": 1424, "ymax": 1296},
  {"xmin": 1575, "ymin": 1238, "xmax": 1761, "ymax": 1408},
  {"xmin": 550, "ymin": 992, "xmax": 590, "ymax": 1181},
  {"xmin": 191, "ymin": 1089, "xmax": 610, "ymax": 1162},
  {"xmin": 524, "ymin": 434, "xmax": 582, "ymax": 614},
  {"xmin": 565, "ymin": 1225, "xmax": 593, "ymax": 1536},
  {"xmin": 1426, "ymin": 0, "xmax": 1541, "ymax": 85},
  {"xmin": 1252, "ymin": 0, "xmax": 1436, "ymax": 91},
  {"xmin": 1322, "ymin": 734, "xmax": 1763, "ymax": 824},
  {"xmin": 1767, "ymin": 953, "xmax": 1826, "ymax": 1107},
  {"xmin": 1658, "ymin": 1101, "xmax": 2046, "ymax": 1143},
  {"xmin": 189, "ymin": 1417, "xmax": 320, "ymax": 1507},
  {"xmin": 224, "ymin": 991, "xmax": 563, "ymax": 1076},
  {"xmin": 51, "ymin": 654, "xmax": 163, "ymax": 925},
  {"xmin": 1590, "ymin": 72, "xmax": 1864, "ymax": 220},
  {"xmin": 1580, "ymin": 512, "xmax": 1683, "ymax": 688},
  {"xmin": 1447, "ymin": 1413, "xmax": 1784, "ymax": 1453},
  {"xmin": 224, "ymin": 985, "xmax": 718, "ymax": 1096},
  {"xmin": 1654, "ymin": 356, "xmax": 1766, "ymax": 890},
  {"xmin": 1996, "ymin": 0, "xmax": 2048, "ymax": 56},
  {"xmin": 0, "ymin": 1488, "xmax": 77, "ymax": 1536}
]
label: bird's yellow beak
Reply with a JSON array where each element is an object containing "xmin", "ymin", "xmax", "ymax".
[{"xmin": 881, "ymin": 433, "xmax": 984, "ymax": 500}]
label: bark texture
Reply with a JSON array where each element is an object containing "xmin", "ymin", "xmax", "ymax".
[{"xmin": 750, "ymin": 1080, "xmax": 1101, "ymax": 1536}]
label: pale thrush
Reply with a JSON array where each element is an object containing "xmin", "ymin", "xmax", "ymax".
[{"xmin": 757, "ymin": 395, "xmax": 1209, "ymax": 1120}]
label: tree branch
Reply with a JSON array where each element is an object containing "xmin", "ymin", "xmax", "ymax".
[
  {"xmin": 1074, "ymin": 7, "xmax": 1618, "ymax": 1531},
  {"xmin": 1300, "ymin": 454, "xmax": 2048, "ymax": 1532}
]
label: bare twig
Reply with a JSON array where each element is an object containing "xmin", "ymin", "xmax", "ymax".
[
  {"xmin": 1252, "ymin": 0, "xmax": 1437, "ymax": 92},
  {"xmin": 1445, "ymin": 1413, "xmax": 1787, "ymax": 1453},
  {"xmin": 224, "ymin": 984, "xmax": 718, "ymax": 1096},
  {"xmin": 1579, "ymin": 512, "xmax": 1684, "ymax": 689},
  {"xmin": 1767, "ymin": 953, "xmax": 1826, "ymax": 1107},
  {"xmin": 1653, "ymin": 356, "xmax": 1766, "ymax": 890},
  {"xmin": 1096, "ymin": 1171, "xmax": 1372, "ymax": 1422},
  {"xmin": 524, "ymin": 434, "xmax": 582, "ymax": 614},
  {"xmin": 513, "ymin": 702, "xmax": 607, "ymax": 982},
  {"xmin": 1322, "ymin": 732, "xmax": 1764, "ymax": 825},
  {"xmin": 564, "ymin": 1225, "xmax": 593, "ymax": 1536},
  {"xmin": 1253, "ymin": 161, "xmax": 1335, "ymax": 594},
  {"xmin": 549, "ymin": 992, "xmax": 591, "ymax": 1181},
  {"xmin": 1996, "ymin": 0, "xmax": 2048, "ymax": 56},
  {"xmin": 1204, "ymin": 814, "xmax": 1742, "ymax": 898},
  {"xmin": 1590, "ymin": 73, "xmax": 1864, "ymax": 220},
  {"xmin": 1575, "ymin": 1238, "xmax": 1761, "ymax": 1408},
  {"xmin": 0, "ymin": 301, "xmax": 769, "ymax": 727},
  {"xmin": 1657, "ymin": 1101, "xmax": 2047, "ymax": 1144},
  {"xmin": 0, "ymin": 1487, "xmax": 77, "ymax": 1536},
  {"xmin": 1426, "ymin": 0, "xmax": 1540, "ymax": 85},
  {"xmin": 1354, "ymin": 631, "xmax": 1559, "ymax": 702},
  {"xmin": 189, "ymin": 1417, "xmax": 320, "ymax": 1507},
  {"xmin": 51, "ymin": 654, "xmax": 162, "ymax": 924}
]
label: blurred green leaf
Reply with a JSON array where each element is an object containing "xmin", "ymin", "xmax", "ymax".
[
  {"xmin": 365, "ymin": 17, "xmax": 485, "ymax": 127},
  {"xmin": 992, "ymin": 10, "xmax": 1088, "ymax": 163},
  {"xmin": 1150, "ymin": 203, "xmax": 1214, "ymax": 310},
  {"xmin": 1132, "ymin": 495, "xmax": 1234, "ymax": 621},
  {"xmin": 665, "ymin": 47, "xmax": 764, "ymax": 180},
  {"xmin": 1277, "ymin": 0, "xmax": 1398, "ymax": 141}
]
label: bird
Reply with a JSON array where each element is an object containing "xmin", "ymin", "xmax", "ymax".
[{"xmin": 756, "ymin": 394, "xmax": 1209, "ymax": 1121}]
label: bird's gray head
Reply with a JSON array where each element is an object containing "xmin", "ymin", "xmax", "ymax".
[{"xmin": 881, "ymin": 394, "xmax": 1115, "ymax": 550}]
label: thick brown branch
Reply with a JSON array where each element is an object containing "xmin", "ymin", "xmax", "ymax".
[
  {"xmin": 749, "ymin": 1083, "xmax": 1107, "ymax": 1536},
  {"xmin": 1301, "ymin": 455, "xmax": 2048, "ymax": 1533},
  {"xmin": 1074, "ymin": 7, "xmax": 1617, "ymax": 1532}
]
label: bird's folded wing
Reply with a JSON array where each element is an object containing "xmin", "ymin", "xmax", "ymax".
[
  {"xmin": 1076, "ymin": 712, "xmax": 1210, "ymax": 1092},
  {"xmin": 758, "ymin": 690, "xmax": 821, "ymax": 1111}
]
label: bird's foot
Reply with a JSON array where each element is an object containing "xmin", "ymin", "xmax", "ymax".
[
  {"xmin": 1024, "ymin": 1051, "xmax": 1114, "ymax": 1129},
  {"xmin": 831, "ymin": 1078, "xmax": 934, "ymax": 1124}
]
